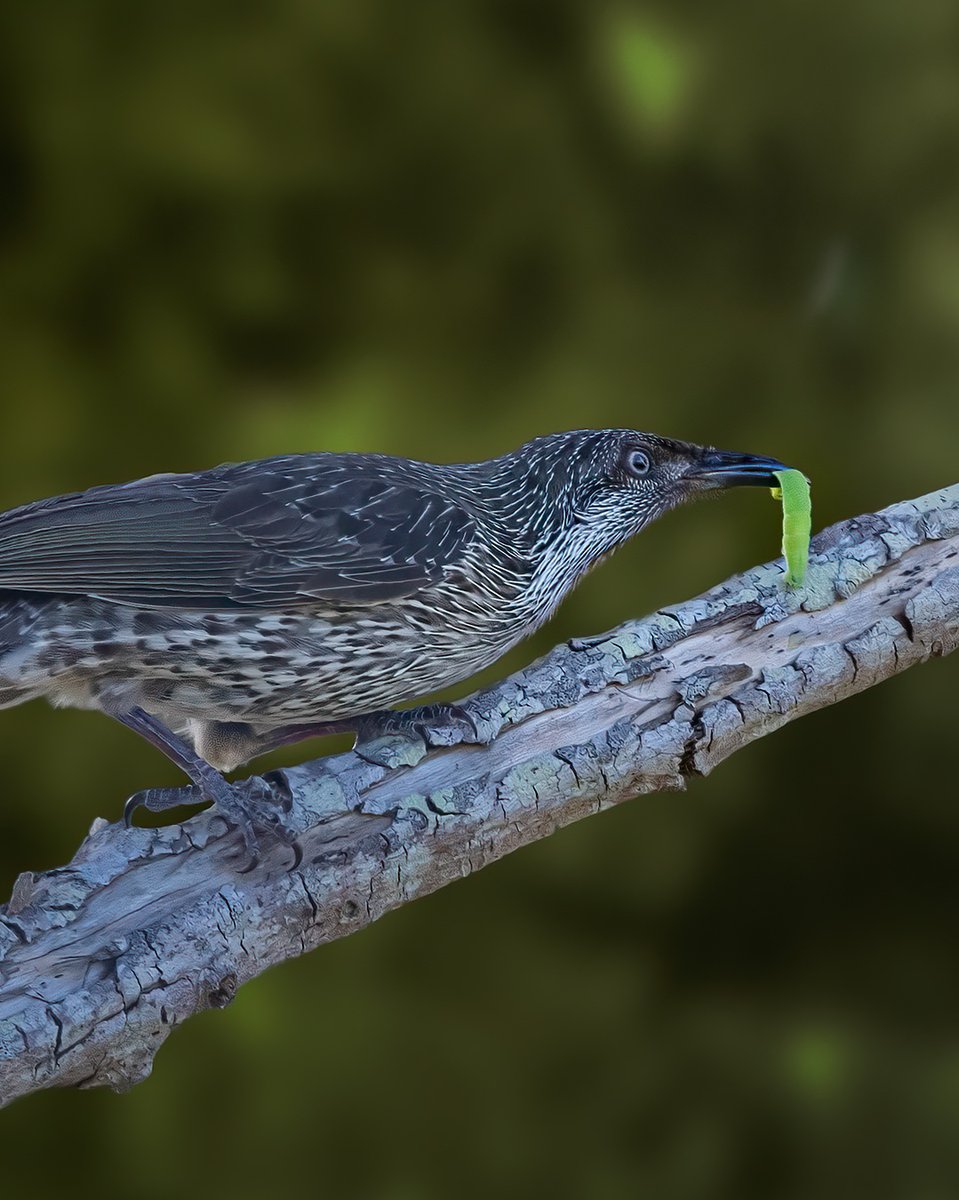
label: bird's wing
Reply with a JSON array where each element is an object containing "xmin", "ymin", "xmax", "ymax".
[{"xmin": 0, "ymin": 455, "xmax": 477, "ymax": 608}]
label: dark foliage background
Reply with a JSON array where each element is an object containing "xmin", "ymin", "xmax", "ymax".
[{"xmin": 1, "ymin": 2, "xmax": 957, "ymax": 1196}]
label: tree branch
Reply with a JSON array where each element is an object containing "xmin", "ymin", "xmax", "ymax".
[{"xmin": 1, "ymin": 485, "xmax": 957, "ymax": 1106}]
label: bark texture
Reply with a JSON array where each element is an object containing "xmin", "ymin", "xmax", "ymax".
[{"xmin": 1, "ymin": 484, "xmax": 957, "ymax": 1107}]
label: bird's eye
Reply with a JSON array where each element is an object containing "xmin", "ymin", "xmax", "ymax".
[{"xmin": 626, "ymin": 449, "xmax": 651, "ymax": 478}]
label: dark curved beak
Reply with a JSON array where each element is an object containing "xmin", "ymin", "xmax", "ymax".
[{"xmin": 690, "ymin": 449, "xmax": 791, "ymax": 489}]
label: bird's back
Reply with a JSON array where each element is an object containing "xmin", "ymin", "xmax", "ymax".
[{"xmin": 0, "ymin": 452, "xmax": 487, "ymax": 610}]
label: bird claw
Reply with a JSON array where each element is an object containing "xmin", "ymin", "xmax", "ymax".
[
  {"xmin": 124, "ymin": 784, "xmax": 205, "ymax": 825},
  {"xmin": 356, "ymin": 702, "xmax": 484, "ymax": 748},
  {"xmin": 124, "ymin": 772, "xmax": 301, "ymax": 872}
]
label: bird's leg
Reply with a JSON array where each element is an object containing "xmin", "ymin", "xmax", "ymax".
[
  {"xmin": 248, "ymin": 718, "xmax": 363, "ymax": 755},
  {"xmin": 106, "ymin": 705, "xmax": 297, "ymax": 869}
]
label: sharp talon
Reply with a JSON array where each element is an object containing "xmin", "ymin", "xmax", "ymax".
[
  {"xmin": 124, "ymin": 784, "xmax": 203, "ymax": 825},
  {"xmin": 123, "ymin": 792, "xmax": 141, "ymax": 828},
  {"xmin": 457, "ymin": 708, "xmax": 481, "ymax": 742},
  {"xmin": 262, "ymin": 768, "xmax": 293, "ymax": 811},
  {"xmin": 237, "ymin": 849, "xmax": 260, "ymax": 875},
  {"xmin": 287, "ymin": 840, "xmax": 304, "ymax": 872},
  {"xmin": 224, "ymin": 817, "xmax": 261, "ymax": 873},
  {"xmin": 272, "ymin": 821, "xmax": 299, "ymax": 847}
]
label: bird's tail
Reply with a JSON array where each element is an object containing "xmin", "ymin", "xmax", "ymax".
[{"xmin": 0, "ymin": 684, "xmax": 37, "ymax": 709}]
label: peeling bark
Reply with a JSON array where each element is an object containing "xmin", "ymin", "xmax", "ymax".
[{"xmin": 1, "ymin": 484, "xmax": 957, "ymax": 1107}]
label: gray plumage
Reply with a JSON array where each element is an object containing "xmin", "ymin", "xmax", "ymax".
[{"xmin": 0, "ymin": 428, "xmax": 789, "ymax": 854}]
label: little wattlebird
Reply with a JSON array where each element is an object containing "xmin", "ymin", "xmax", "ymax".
[{"xmin": 0, "ymin": 429, "xmax": 792, "ymax": 863}]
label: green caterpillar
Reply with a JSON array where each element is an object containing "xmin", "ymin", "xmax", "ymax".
[{"xmin": 770, "ymin": 468, "xmax": 811, "ymax": 587}]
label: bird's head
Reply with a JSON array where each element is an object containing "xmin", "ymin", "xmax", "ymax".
[{"xmin": 511, "ymin": 428, "xmax": 792, "ymax": 555}]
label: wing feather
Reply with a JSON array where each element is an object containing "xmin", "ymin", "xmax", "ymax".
[{"xmin": 0, "ymin": 455, "xmax": 476, "ymax": 609}]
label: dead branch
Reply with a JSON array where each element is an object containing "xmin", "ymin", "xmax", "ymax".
[{"xmin": 1, "ymin": 484, "xmax": 957, "ymax": 1107}]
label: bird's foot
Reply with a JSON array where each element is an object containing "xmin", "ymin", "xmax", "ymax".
[
  {"xmin": 214, "ymin": 774, "xmax": 300, "ymax": 872},
  {"xmin": 124, "ymin": 783, "xmax": 205, "ymax": 820},
  {"xmin": 125, "ymin": 770, "xmax": 300, "ymax": 873},
  {"xmin": 355, "ymin": 702, "xmax": 486, "ymax": 749}
]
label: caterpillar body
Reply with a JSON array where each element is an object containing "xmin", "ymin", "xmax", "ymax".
[{"xmin": 770, "ymin": 468, "xmax": 811, "ymax": 587}]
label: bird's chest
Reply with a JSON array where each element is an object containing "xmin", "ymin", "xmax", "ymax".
[{"xmin": 505, "ymin": 527, "xmax": 606, "ymax": 632}]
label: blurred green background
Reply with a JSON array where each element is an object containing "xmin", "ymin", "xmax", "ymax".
[{"xmin": 1, "ymin": 0, "xmax": 958, "ymax": 1195}]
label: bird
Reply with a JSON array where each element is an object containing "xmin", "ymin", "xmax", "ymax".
[{"xmin": 0, "ymin": 429, "xmax": 790, "ymax": 860}]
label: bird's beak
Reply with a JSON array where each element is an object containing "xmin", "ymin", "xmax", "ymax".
[{"xmin": 689, "ymin": 449, "xmax": 791, "ymax": 489}]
